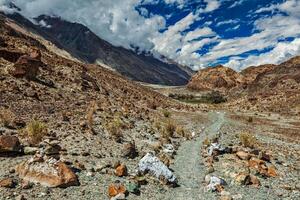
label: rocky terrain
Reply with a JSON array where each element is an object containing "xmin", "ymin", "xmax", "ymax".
[
  {"xmin": 187, "ymin": 65, "xmax": 244, "ymax": 92},
  {"xmin": 0, "ymin": 9, "xmax": 299, "ymax": 200},
  {"xmin": 186, "ymin": 60, "xmax": 300, "ymax": 115}
]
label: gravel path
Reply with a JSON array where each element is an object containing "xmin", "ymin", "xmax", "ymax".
[{"xmin": 158, "ymin": 111, "xmax": 225, "ymax": 200}]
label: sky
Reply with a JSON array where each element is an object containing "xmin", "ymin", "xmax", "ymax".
[{"xmin": 0, "ymin": 0, "xmax": 300, "ymax": 71}]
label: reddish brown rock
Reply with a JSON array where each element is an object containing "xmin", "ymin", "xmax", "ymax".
[
  {"xmin": 0, "ymin": 178, "xmax": 15, "ymax": 188},
  {"xmin": 115, "ymin": 164, "xmax": 128, "ymax": 177},
  {"xmin": 267, "ymin": 165, "xmax": 277, "ymax": 177},
  {"xmin": 9, "ymin": 49, "xmax": 43, "ymax": 80},
  {"xmin": 0, "ymin": 135, "xmax": 21, "ymax": 153},
  {"xmin": 16, "ymin": 155, "xmax": 79, "ymax": 188},
  {"xmin": 108, "ymin": 182, "xmax": 127, "ymax": 197}
]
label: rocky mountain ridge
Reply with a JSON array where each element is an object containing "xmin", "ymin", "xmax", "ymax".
[{"xmin": 6, "ymin": 12, "xmax": 192, "ymax": 86}]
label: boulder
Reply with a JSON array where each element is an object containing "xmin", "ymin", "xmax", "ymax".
[
  {"xmin": 0, "ymin": 135, "xmax": 22, "ymax": 153},
  {"xmin": 0, "ymin": 178, "xmax": 15, "ymax": 188},
  {"xmin": 138, "ymin": 152, "xmax": 177, "ymax": 184},
  {"xmin": 16, "ymin": 155, "xmax": 79, "ymax": 188},
  {"xmin": 9, "ymin": 49, "xmax": 43, "ymax": 80}
]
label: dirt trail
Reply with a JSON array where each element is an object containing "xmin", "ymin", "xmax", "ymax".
[{"xmin": 159, "ymin": 112, "xmax": 225, "ymax": 200}]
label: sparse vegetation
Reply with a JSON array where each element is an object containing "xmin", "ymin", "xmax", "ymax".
[
  {"xmin": 106, "ymin": 116, "xmax": 126, "ymax": 142},
  {"xmin": 168, "ymin": 91, "xmax": 227, "ymax": 104},
  {"xmin": 239, "ymin": 132, "xmax": 258, "ymax": 148},
  {"xmin": 86, "ymin": 101, "xmax": 97, "ymax": 133},
  {"xmin": 24, "ymin": 120, "xmax": 48, "ymax": 145},
  {"xmin": 0, "ymin": 108, "xmax": 15, "ymax": 128},
  {"xmin": 162, "ymin": 109, "xmax": 171, "ymax": 118},
  {"xmin": 203, "ymin": 138, "xmax": 211, "ymax": 147},
  {"xmin": 247, "ymin": 116, "xmax": 253, "ymax": 123},
  {"xmin": 161, "ymin": 120, "xmax": 176, "ymax": 139}
]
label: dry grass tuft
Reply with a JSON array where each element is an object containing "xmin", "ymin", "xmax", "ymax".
[
  {"xmin": 24, "ymin": 120, "xmax": 48, "ymax": 145},
  {"xmin": 0, "ymin": 108, "xmax": 15, "ymax": 128},
  {"xmin": 162, "ymin": 109, "xmax": 171, "ymax": 118},
  {"xmin": 161, "ymin": 120, "xmax": 176, "ymax": 139},
  {"xmin": 86, "ymin": 101, "xmax": 97, "ymax": 133},
  {"xmin": 239, "ymin": 132, "xmax": 258, "ymax": 148},
  {"xmin": 106, "ymin": 117, "xmax": 125, "ymax": 142}
]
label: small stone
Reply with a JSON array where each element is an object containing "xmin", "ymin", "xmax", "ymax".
[
  {"xmin": 108, "ymin": 182, "xmax": 127, "ymax": 197},
  {"xmin": 259, "ymin": 152, "xmax": 271, "ymax": 162},
  {"xmin": 0, "ymin": 178, "xmax": 15, "ymax": 188},
  {"xmin": 234, "ymin": 173, "xmax": 248, "ymax": 185},
  {"xmin": 24, "ymin": 146, "xmax": 39, "ymax": 155},
  {"xmin": 115, "ymin": 164, "xmax": 127, "ymax": 177},
  {"xmin": 236, "ymin": 151, "xmax": 251, "ymax": 160},
  {"xmin": 122, "ymin": 142, "xmax": 138, "ymax": 159},
  {"xmin": 16, "ymin": 195, "xmax": 27, "ymax": 200},
  {"xmin": 206, "ymin": 166, "xmax": 215, "ymax": 174},
  {"xmin": 21, "ymin": 180, "xmax": 33, "ymax": 189},
  {"xmin": 126, "ymin": 182, "xmax": 139, "ymax": 194},
  {"xmin": 267, "ymin": 165, "xmax": 277, "ymax": 177},
  {"xmin": 110, "ymin": 193, "xmax": 126, "ymax": 200}
]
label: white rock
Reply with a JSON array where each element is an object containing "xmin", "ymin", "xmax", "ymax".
[
  {"xmin": 138, "ymin": 152, "xmax": 177, "ymax": 184},
  {"xmin": 206, "ymin": 176, "xmax": 226, "ymax": 192},
  {"xmin": 162, "ymin": 144, "xmax": 175, "ymax": 154},
  {"xmin": 110, "ymin": 193, "xmax": 125, "ymax": 200}
]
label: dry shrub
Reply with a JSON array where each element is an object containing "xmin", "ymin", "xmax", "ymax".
[
  {"xmin": 86, "ymin": 101, "xmax": 97, "ymax": 132},
  {"xmin": 161, "ymin": 120, "xmax": 176, "ymax": 139},
  {"xmin": 203, "ymin": 138, "xmax": 211, "ymax": 147},
  {"xmin": 106, "ymin": 117, "xmax": 125, "ymax": 142},
  {"xmin": 24, "ymin": 120, "xmax": 48, "ymax": 145},
  {"xmin": 239, "ymin": 132, "xmax": 258, "ymax": 148},
  {"xmin": 0, "ymin": 108, "xmax": 15, "ymax": 128},
  {"xmin": 162, "ymin": 110, "xmax": 171, "ymax": 118},
  {"xmin": 176, "ymin": 126, "xmax": 185, "ymax": 137},
  {"xmin": 247, "ymin": 116, "xmax": 253, "ymax": 123}
]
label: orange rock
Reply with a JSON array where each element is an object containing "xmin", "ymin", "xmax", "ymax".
[
  {"xmin": 115, "ymin": 164, "xmax": 127, "ymax": 177},
  {"xmin": 267, "ymin": 165, "xmax": 277, "ymax": 177},
  {"xmin": 248, "ymin": 158, "xmax": 265, "ymax": 169},
  {"xmin": 0, "ymin": 178, "xmax": 15, "ymax": 188},
  {"xmin": 108, "ymin": 182, "xmax": 126, "ymax": 197},
  {"xmin": 16, "ymin": 156, "xmax": 79, "ymax": 188}
]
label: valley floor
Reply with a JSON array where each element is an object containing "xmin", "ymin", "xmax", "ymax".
[{"xmin": 1, "ymin": 108, "xmax": 300, "ymax": 199}]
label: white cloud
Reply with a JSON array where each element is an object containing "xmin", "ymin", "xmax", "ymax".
[
  {"xmin": 200, "ymin": 0, "xmax": 221, "ymax": 13},
  {"xmin": 225, "ymin": 38, "xmax": 300, "ymax": 71},
  {"xmin": 216, "ymin": 19, "xmax": 239, "ymax": 27},
  {"xmin": 228, "ymin": 0, "xmax": 246, "ymax": 9},
  {"xmin": 7, "ymin": 0, "xmax": 166, "ymax": 52},
  {"xmin": 1, "ymin": 0, "xmax": 299, "ymax": 72}
]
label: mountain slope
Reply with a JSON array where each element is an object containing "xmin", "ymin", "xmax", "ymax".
[
  {"xmin": 6, "ymin": 13, "xmax": 191, "ymax": 86},
  {"xmin": 187, "ymin": 65, "xmax": 245, "ymax": 91}
]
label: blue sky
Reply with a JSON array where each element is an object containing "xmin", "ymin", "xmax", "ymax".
[{"xmin": 1, "ymin": 0, "xmax": 300, "ymax": 71}]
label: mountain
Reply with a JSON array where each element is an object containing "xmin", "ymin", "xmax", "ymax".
[
  {"xmin": 241, "ymin": 64, "xmax": 276, "ymax": 84},
  {"xmin": 5, "ymin": 12, "xmax": 191, "ymax": 86},
  {"xmin": 187, "ymin": 65, "xmax": 244, "ymax": 91}
]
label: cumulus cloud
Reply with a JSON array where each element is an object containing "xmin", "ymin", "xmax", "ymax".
[
  {"xmin": 225, "ymin": 38, "xmax": 300, "ymax": 70},
  {"xmin": 0, "ymin": 0, "xmax": 299, "ymax": 71},
  {"xmin": 5, "ymin": 0, "xmax": 166, "ymax": 52}
]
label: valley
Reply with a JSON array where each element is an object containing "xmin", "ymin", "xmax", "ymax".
[{"xmin": 0, "ymin": 6, "xmax": 299, "ymax": 200}]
